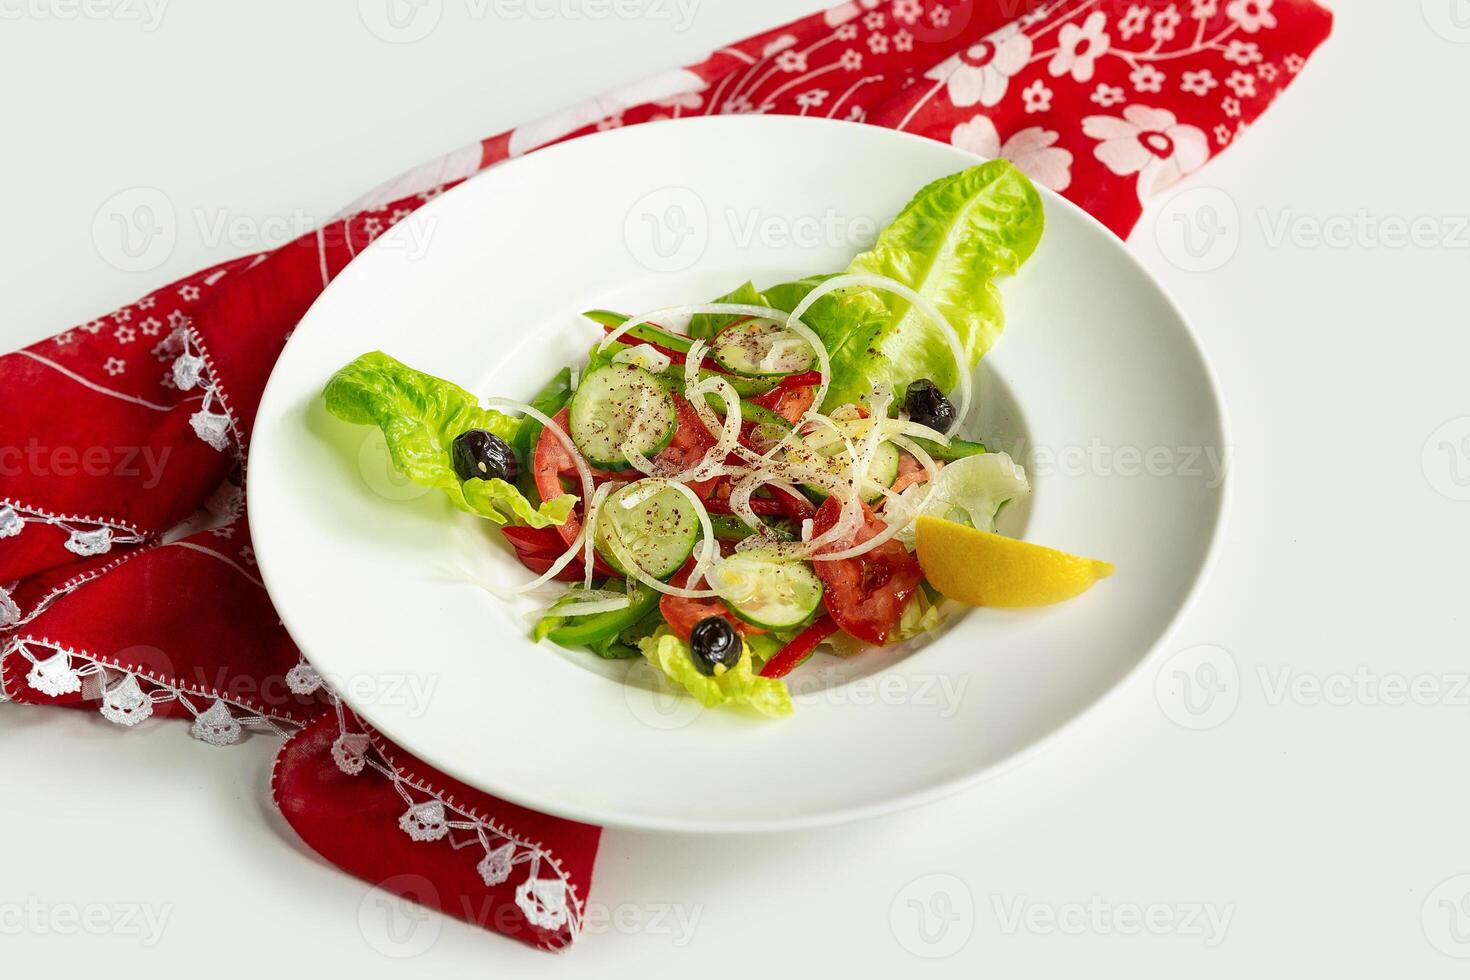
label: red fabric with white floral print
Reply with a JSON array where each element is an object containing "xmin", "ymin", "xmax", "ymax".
[{"xmin": 0, "ymin": 0, "xmax": 1331, "ymax": 950}]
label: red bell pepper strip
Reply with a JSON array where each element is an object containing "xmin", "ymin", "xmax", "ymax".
[
  {"xmin": 771, "ymin": 370, "xmax": 823, "ymax": 391},
  {"xmin": 760, "ymin": 617, "xmax": 840, "ymax": 679}
]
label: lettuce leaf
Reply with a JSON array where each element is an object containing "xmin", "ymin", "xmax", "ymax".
[
  {"xmin": 323, "ymin": 351, "xmax": 575, "ymax": 526},
  {"xmin": 638, "ymin": 629, "xmax": 793, "ymax": 718},
  {"xmin": 887, "ymin": 452, "xmax": 1031, "ymax": 549},
  {"xmin": 688, "ymin": 280, "xmax": 766, "ymax": 339},
  {"xmin": 822, "ymin": 160, "xmax": 1044, "ymax": 409}
]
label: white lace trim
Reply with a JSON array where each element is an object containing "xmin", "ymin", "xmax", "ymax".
[
  {"xmin": 0, "ymin": 498, "xmax": 147, "ymax": 561},
  {"xmin": 3, "ymin": 637, "xmax": 299, "ymax": 736},
  {"xmin": 170, "ymin": 328, "xmax": 245, "ymax": 460},
  {"xmin": 323, "ymin": 696, "xmax": 585, "ymax": 943},
  {"xmin": 2, "ymin": 644, "xmax": 584, "ymax": 944}
]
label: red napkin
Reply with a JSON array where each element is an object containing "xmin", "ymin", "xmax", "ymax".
[{"xmin": 0, "ymin": 0, "xmax": 1331, "ymax": 951}]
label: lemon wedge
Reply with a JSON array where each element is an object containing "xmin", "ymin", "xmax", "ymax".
[{"xmin": 915, "ymin": 516, "xmax": 1114, "ymax": 608}]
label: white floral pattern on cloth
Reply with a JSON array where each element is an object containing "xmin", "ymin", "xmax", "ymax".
[
  {"xmin": 950, "ymin": 115, "xmax": 1074, "ymax": 192},
  {"xmin": 924, "ymin": 23, "xmax": 1032, "ymax": 108},
  {"xmin": 1083, "ymin": 104, "xmax": 1210, "ymax": 201}
]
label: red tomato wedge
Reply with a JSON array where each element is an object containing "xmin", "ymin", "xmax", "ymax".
[
  {"xmin": 500, "ymin": 525, "xmax": 585, "ymax": 582},
  {"xmin": 809, "ymin": 497, "xmax": 923, "ymax": 646}
]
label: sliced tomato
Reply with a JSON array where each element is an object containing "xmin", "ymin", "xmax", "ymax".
[
  {"xmin": 659, "ymin": 562, "xmax": 763, "ymax": 642},
  {"xmin": 500, "ymin": 526, "xmax": 579, "ymax": 582},
  {"xmin": 533, "ymin": 408, "xmax": 588, "ymax": 547},
  {"xmin": 810, "ymin": 497, "xmax": 922, "ymax": 646},
  {"xmin": 658, "ymin": 393, "xmax": 719, "ymax": 473},
  {"xmin": 890, "ymin": 452, "xmax": 941, "ymax": 494},
  {"xmin": 752, "ymin": 383, "xmax": 816, "ymax": 425}
]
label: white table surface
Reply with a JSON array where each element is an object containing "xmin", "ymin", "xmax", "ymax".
[{"xmin": 3, "ymin": 0, "xmax": 1467, "ymax": 974}]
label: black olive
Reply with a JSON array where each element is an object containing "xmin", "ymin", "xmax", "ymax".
[
  {"xmin": 904, "ymin": 378, "xmax": 957, "ymax": 433},
  {"xmin": 689, "ymin": 616, "xmax": 741, "ymax": 675},
  {"xmin": 451, "ymin": 429, "xmax": 518, "ymax": 483}
]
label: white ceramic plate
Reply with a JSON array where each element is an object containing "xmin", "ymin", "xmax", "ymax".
[{"xmin": 249, "ymin": 116, "xmax": 1226, "ymax": 833}]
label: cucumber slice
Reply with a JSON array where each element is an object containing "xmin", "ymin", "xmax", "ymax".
[
  {"xmin": 568, "ymin": 364, "xmax": 676, "ymax": 470},
  {"xmin": 709, "ymin": 554, "xmax": 824, "ymax": 631},
  {"xmin": 596, "ymin": 481, "xmax": 699, "ymax": 580},
  {"xmin": 796, "ymin": 440, "xmax": 902, "ymax": 503},
  {"xmin": 712, "ymin": 317, "xmax": 816, "ymax": 378}
]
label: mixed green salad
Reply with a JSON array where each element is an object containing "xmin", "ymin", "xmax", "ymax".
[{"xmin": 324, "ymin": 161, "xmax": 1093, "ymax": 719}]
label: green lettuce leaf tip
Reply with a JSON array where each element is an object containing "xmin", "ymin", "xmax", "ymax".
[
  {"xmin": 323, "ymin": 350, "xmax": 575, "ymax": 526},
  {"xmin": 825, "ymin": 160, "xmax": 1044, "ymax": 409},
  {"xmin": 691, "ymin": 162, "xmax": 1043, "ymax": 414},
  {"xmin": 638, "ymin": 629, "xmax": 793, "ymax": 718}
]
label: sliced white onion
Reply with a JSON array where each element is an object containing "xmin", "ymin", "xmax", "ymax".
[
  {"xmin": 510, "ymin": 523, "xmax": 589, "ymax": 594},
  {"xmin": 786, "ymin": 273, "xmax": 972, "ymax": 430},
  {"xmin": 801, "ymin": 395, "xmax": 891, "ymax": 560},
  {"xmin": 599, "ymin": 303, "xmax": 814, "ymax": 353},
  {"xmin": 581, "ymin": 482, "xmax": 613, "ymax": 590},
  {"xmin": 547, "ymin": 589, "xmax": 632, "ymax": 617},
  {"xmin": 817, "ymin": 435, "xmax": 941, "ymax": 562},
  {"xmin": 611, "ymin": 343, "xmax": 673, "ymax": 374},
  {"xmin": 758, "ymin": 336, "xmax": 811, "ymax": 374}
]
